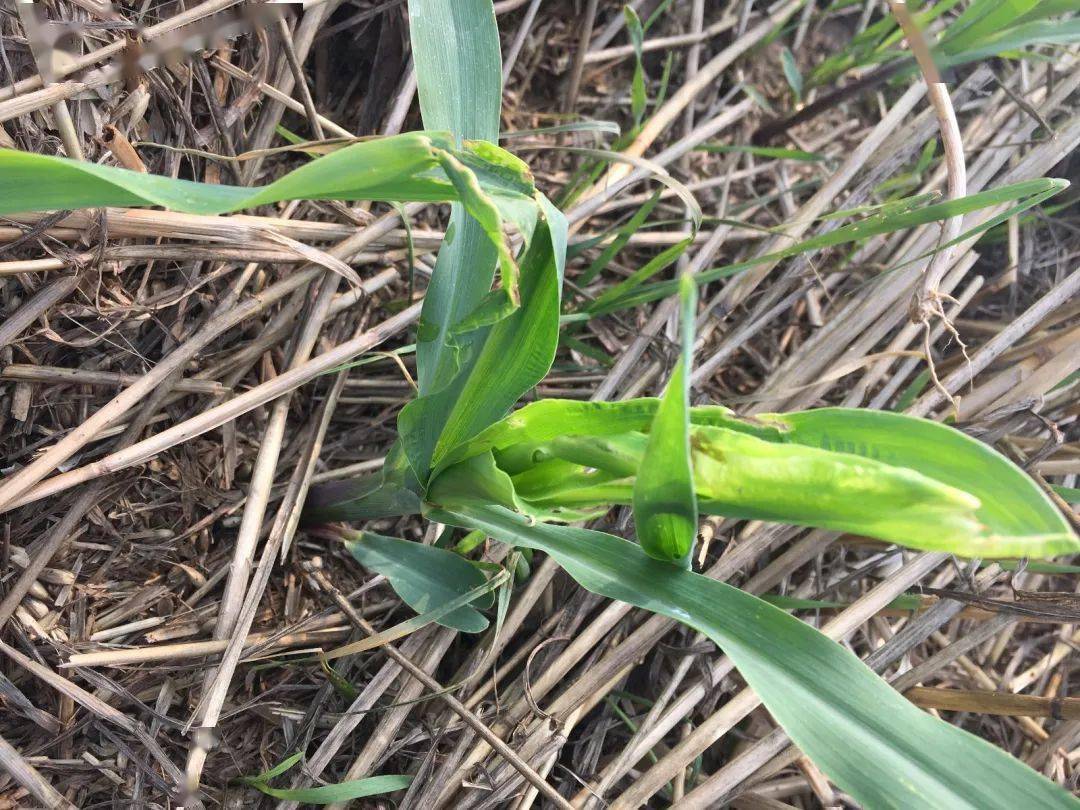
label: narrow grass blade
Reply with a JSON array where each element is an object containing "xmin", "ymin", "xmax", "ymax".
[
  {"xmin": 938, "ymin": 0, "xmax": 1042, "ymax": 53},
  {"xmin": 780, "ymin": 46, "xmax": 803, "ymax": 102},
  {"xmin": 578, "ymin": 190, "xmax": 663, "ymax": 287},
  {"xmin": 696, "ymin": 143, "xmax": 828, "ymax": 161},
  {"xmin": 624, "ymin": 5, "xmax": 647, "ymax": 126},
  {"xmin": 244, "ymin": 774, "xmax": 411, "ymax": 803},
  {"xmin": 938, "ymin": 17, "xmax": 1080, "ymax": 67},
  {"xmin": 585, "ymin": 237, "xmax": 692, "ymax": 316},
  {"xmin": 241, "ymin": 751, "xmax": 304, "ymax": 784},
  {"xmin": 598, "ymin": 178, "xmax": 1068, "ymax": 312}
]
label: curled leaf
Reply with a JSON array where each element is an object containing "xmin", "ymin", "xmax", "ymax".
[{"xmin": 633, "ymin": 274, "xmax": 698, "ymax": 564}]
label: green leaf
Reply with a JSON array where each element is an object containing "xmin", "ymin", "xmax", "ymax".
[
  {"xmin": 762, "ymin": 593, "xmax": 851, "ymax": 611},
  {"xmin": 409, "ymin": 1, "xmax": 501, "ymax": 146},
  {"xmin": 936, "ymin": 16, "xmax": 1080, "ymax": 68},
  {"xmin": 938, "ymin": 0, "xmax": 1042, "ymax": 53},
  {"xmin": 511, "ymin": 424, "xmax": 990, "ymax": 553},
  {"xmin": 820, "ymin": 191, "xmax": 939, "ymax": 221},
  {"xmin": 409, "ymin": 0, "xmax": 502, "ymax": 405},
  {"xmin": 452, "ymin": 529, "xmax": 488, "ymax": 555},
  {"xmin": 596, "ymin": 178, "xmax": 1068, "ymax": 313},
  {"xmin": 240, "ymin": 751, "xmax": 305, "ymax": 784},
  {"xmin": 780, "ymin": 46, "xmax": 803, "ymax": 102},
  {"xmin": 578, "ymin": 190, "xmax": 664, "ymax": 287},
  {"xmin": 402, "ymin": 0, "xmax": 569, "ymax": 485},
  {"xmin": 0, "ymin": 132, "xmax": 523, "ymax": 216},
  {"xmin": 345, "ymin": 531, "xmax": 492, "ymax": 633},
  {"xmin": 913, "ymin": 138, "xmax": 937, "ymax": 176},
  {"xmin": 508, "ymin": 459, "xmax": 626, "ymax": 521},
  {"xmin": 238, "ymin": 754, "xmax": 411, "ymax": 803},
  {"xmin": 643, "ymin": 0, "xmax": 675, "ymax": 30},
  {"xmin": 764, "ymin": 408, "xmax": 1079, "ymax": 557},
  {"xmin": 320, "ymin": 656, "xmax": 359, "ymax": 700},
  {"xmin": 691, "ymin": 424, "xmax": 986, "ymax": 552},
  {"xmin": 500, "ymin": 120, "xmax": 622, "ymax": 140},
  {"xmin": 302, "ymin": 441, "xmax": 421, "ymax": 523},
  {"xmin": 414, "ymin": 212, "xmax": 499, "ymax": 397},
  {"xmin": 325, "ymin": 572, "xmax": 507, "ymax": 658},
  {"xmin": 323, "ymin": 399, "xmax": 1077, "ymax": 561},
  {"xmin": 430, "ymin": 499, "xmax": 1078, "ymax": 810},
  {"xmin": 902, "ymin": 181, "xmax": 1065, "ymax": 268},
  {"xmin": 429, "ymin": 452, "xmax": 525, "ymax": 514},
  {"xmin": 1053, "ymin": 485, "xmax": 1080, "ymax": 505},
  {"xmin": 449, "ymin": 288, "xmax": 520, "ymax": 335},
  {"xmin": 246, "ymin": 774, "xmax": 411, "ymax": 803},
  {"xmin": 585, "ymin": 236, "xmax": 692, "ymax": 316},
  {"xmin": 435, "ymin": 397, "xmax": 777, "ymax": 472},
  {"xmin": 434, "ymin": 149, "xmax": 522, "ymax": 308},
  {"xmin": 807, "ymin": 0, "xmax": 1073, "ymax": 88},
  {"xmin": 1013, "ymin": 0, "xmax": 1079, "ymax": 24},
  {"xmin": 696, "ymin": 143, "xmax": 827, "ymax": 162},
  {"xmin": 431, "ymin": 399, "xmax": 1076, "ymax": 559},
  {"xmin": 401, "ymin": 205, "xmax": 567, "ymax": 479},
  {"xmin": 633, "ymin": 274, "xmax": 698, "ymax": 564},
  {"xmin": 0, "ymin": 135, "xmax": 548, "ymax": 349},
  {"xmin": 624, "ymin": 5, "xmax": 648, "ymax": 126},
  {"xmin": 998, "ymin": 558, "xmax": 1080, "ymax": 574}
]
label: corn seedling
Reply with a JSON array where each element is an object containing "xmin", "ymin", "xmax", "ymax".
[{"xmin": 1, "ymin": 0, "xmax": 1077, "ymax": 807}]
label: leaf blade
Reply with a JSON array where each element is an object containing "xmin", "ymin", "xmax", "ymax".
[
  {"xmin": 633, "ymin": 274, "xmax": 698, "ymax": 564},
  {"xmin": 246, "ymin": 774, "xmax": 412, "ymax": 803},
  {"xmin": 766, "ymin": 408, "xmax": 1079, "ymax": 557},
  {"xmin": 345, "ymin": 531, "xmax": 491, "ymax": 633},
  {"xmin": 432, "ymin": 499, "xmax": 1078, "ymax": 810}
]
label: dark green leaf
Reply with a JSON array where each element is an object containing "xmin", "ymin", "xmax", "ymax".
[
  {"xmin": 302, "ymin": 442, "xmax": 421, "ymax": 524},
  {"xmin": 578, "ymin": 190, "xmax": 663, "ymax": 287},
  {"xmin": 345, "ymin": 531, "xmax": 492, "ymax": 633}
]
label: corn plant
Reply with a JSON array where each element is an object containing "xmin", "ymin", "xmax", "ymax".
[{"xmin": 1, "ymin": 0, "xmax": 1077, "ymax": 806}]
